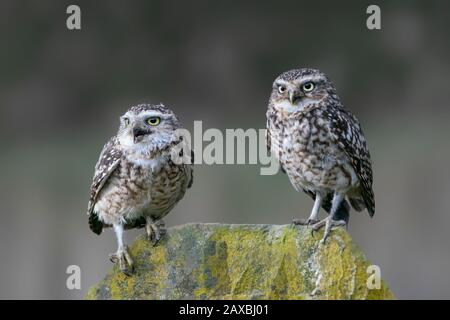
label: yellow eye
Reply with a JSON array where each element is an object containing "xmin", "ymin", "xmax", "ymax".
[
  {"xmin": 302, "ymin": 82, "xmax": 315, "ymax": 92},
  {"xmin": 123, "ymin": 118, "xmax": 130, "ymax": 126},
  {"xmin": 146, "ymin": 117, "xmax": 161, "ymax": 126}
]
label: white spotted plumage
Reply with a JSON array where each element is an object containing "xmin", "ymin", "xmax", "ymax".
[
  {"xmin": 266, "ymin": 68, "xmax": 375, "ymax": 242},
  {"xmin": 87, "ymin": 103, "xmax": 193, "ymax": 275}
]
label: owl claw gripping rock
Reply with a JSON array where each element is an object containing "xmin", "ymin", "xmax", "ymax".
[
  {"xmin": 87, "ymin": 103, "xmax": 193, "ymax": 275},
  {"xmin": 266, "ymin": 68, "xmax": 375, "ymax": 243}
]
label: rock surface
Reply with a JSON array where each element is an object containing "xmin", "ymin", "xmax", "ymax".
[{"xmin": 86, "ymin": 223, "xmax": 394, "ymax": 300}]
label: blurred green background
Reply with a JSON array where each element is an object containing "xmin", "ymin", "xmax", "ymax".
[{"xmin": 1, "ymin": 0, "xmax": 450, "ymax": 299}]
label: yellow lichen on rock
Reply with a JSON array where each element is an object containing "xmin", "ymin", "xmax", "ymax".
[{"xmin": 86, "ymin": 223, "xmax": 395, "ymax": 300}]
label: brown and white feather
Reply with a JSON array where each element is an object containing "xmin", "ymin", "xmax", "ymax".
[{"xmin": 266, "ymin": 68, "xmax": 375, "ymax": 221}]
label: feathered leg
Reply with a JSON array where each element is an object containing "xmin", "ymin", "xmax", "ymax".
[
  {"xmin": 311, "ymin": 192, "xmax": 346, "ymax": 243},
  {"xmin": 293, "ymin": 192, "xmax": 322, "ymax": 225},
  {"xmin": 109, "ymin": 223, "xmax": 134, "ymax": 276}
]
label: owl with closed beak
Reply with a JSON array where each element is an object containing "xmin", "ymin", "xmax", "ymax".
[
  {"xmin": 266, "ymin": 68, "xmax": 375, "ymax": 242},
  {"xmin": 87, "ymin": 103, "xmax": 193, "ymax": 275}
]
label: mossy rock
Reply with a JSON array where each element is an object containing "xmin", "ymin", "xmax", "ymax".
[{"xmin": 86, "ymin": 223, "xmax": 394, "ymax": 300}]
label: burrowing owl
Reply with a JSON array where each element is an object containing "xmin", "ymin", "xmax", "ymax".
[
  {"xmin": 266, "ymin": 68, "xmax": 375, "ymax": 242},
  {"xmin": 87, "ymin": 103, "xmax": 193, "ymax": 275}
]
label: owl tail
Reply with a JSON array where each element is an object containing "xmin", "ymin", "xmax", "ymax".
[
  {"xmin": 89, "ymin": 213, "xmax": 103, "ymax": 235},
  {"xmin": 349, "ymin": 197, "xmax": 366, "ymax": 212}
]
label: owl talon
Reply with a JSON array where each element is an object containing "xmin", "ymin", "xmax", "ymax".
[
  {"xmin": 109, "ymin": 246, "xmax": 134, "ymax": 276},
  {"xmin": 292, "ymin": 218, "xmax": 320, "ymax": 226},
  {"xmin": 311, "ymin": 217, "xmax": 346, "ymax": 243},
  {"xmin": 146, "ymin": 219, "xmax": 167, "ymax": 246},
  {"xmin": 310, "ymin": 219, "xmax": 326, "ymax": 231}
]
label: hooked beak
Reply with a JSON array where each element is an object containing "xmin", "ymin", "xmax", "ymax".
[
  {"xmin": 289, "ymin": 90, "xmax": 302, "ymax": 104},
  {"xmin": 133, "ymin": 127, "xmax": 151, "ymax": 143}
]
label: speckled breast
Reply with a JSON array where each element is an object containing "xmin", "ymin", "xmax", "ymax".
[
  {"xmin": 146, "ymin": 161, "xmax": 190, "ymax": 219},
  {"xmin": 95, "ymin": 158, "xmax": 190, "ymax": 224},
  {"xmin": 268, "ymin": 109, "xmax": 353, "ymax": 192}
]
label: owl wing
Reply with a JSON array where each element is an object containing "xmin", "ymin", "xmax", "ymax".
[
  {"xmin": 176, "ymin": 145, "xmax": 194, "ymax": 188},
  {"xmin": 87, "ymin": 137, "xmax": 122, "ymax": 234},
  {"xmin": 265, "ymin": 126, "xmax": 286, "ymax": 174},
  {"xmin": 326, "ymin": 107, "xmax": 375, "ymax": 216},
  {"xmin": 187, "ymin": 150, "xmax": 194, "ymax": 188},
  {"xmin": 265, "ymin": 125, "xmax": 271, "ymax": 154}
]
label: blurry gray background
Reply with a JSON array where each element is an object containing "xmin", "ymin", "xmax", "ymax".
[{"xmin": 0, "ymin": 0, "xmax": 449, "ymax": 299}]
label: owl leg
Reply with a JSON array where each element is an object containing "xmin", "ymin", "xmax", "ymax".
[
  {"xmin": 109, "ymin": 224, "xmax": 134, "ymax": 276},
  {"xmin": 145, "ymin": 217, "xmax": 167, "ymax": 246},
  {"xmin": 311, "ymin": 192, "xmax": 346, "ymax": 243},
  {"xmin": 293, "ymin": 193, "xmax": 322, "ymax": 225}
]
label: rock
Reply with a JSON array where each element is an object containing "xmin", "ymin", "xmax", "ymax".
[{"xmin": 86, "ymin": 223, "xmax": 394, "ymax": 300}]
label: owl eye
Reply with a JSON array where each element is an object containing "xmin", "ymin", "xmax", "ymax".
[
  {"xmin": 123, "ymin": 118, "xmax": 130, "ymax": 126},
  {"xmin": 278, "ymin": 85, "xmax": 287, "ymax": 94},
  {"xmin": 302, "ymin": 82, "xmax": 315, "ymax": 92},
  {"xmin": 146, "ymin": 117, "xmax": 161, "ymax": 126}
]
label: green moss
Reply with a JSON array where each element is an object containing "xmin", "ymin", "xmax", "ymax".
[
  {"xmin": 86, "ymin": 223, "xmax": 395, "ymax": 300},
  {"xmin": 85, "ymin": 286, "xmax": 97, "ymax": 300}
]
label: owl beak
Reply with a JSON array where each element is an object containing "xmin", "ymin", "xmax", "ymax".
[
  {"xmin": 289, "ymin": 91, "xmax": 294, "ymax": 104},
  {"xmin": 289, "ymin": 90, "xmax": 302, "ymax": 104},
  {"xmin": 133, "ymin": 127, "xmax": 150, "ymax": 143}
]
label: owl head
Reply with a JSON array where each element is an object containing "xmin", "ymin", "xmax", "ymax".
[
  {"xmin": 117, "ymin": 103, "xmax": 182, "ymax": 154},
  {"xmin": 270, "ymin": 68, "xmax": 338, "ymax": 112}
]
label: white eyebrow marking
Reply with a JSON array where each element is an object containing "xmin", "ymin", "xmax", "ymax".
[
  {"xmin": 275, "ymin": 79, "xmax": 289, "ymax": 84},
  {"xmin": 295, "ymin": 75, "xmax": 326, "ymax": 84},
  {"xmin": 140, "ymin": 111, "xmax": 165, "ymax": 117},
  {"xmin": 124, "ymin": 111, "xmax": 166, "ymax": 118}
]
